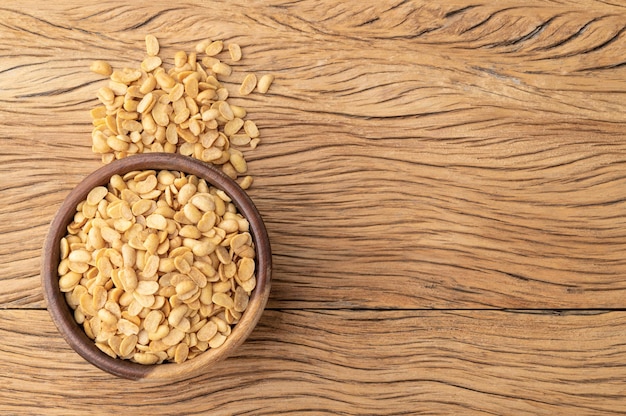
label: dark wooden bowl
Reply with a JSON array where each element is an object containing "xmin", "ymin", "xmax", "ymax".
[{"xmin": 41, "ymin": 153, "xmax": 271, "ymax": 381}]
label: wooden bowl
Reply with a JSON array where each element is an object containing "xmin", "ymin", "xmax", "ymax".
[{"xmin": 41, "ymin": 153, "xmax": 271, "ymax": 381}]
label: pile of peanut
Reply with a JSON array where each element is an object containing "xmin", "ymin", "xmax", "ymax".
[
  {"xmin": 58, "ymin": 169, "xmax": 257, "ymax": 364},
  {"xmin": 89, "ymin": 35, "xmax": 274, "ymax": 188}
]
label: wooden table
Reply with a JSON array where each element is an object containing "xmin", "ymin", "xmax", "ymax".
[{"xmin": 1, "ymin": 1, "xmax": 625, "ymax": 414}]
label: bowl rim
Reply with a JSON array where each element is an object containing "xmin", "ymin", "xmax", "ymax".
[{"xmin": 41, "ymin": 153, "xmax": 272, "ymax": 381}]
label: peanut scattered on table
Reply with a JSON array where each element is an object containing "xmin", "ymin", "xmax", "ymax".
[
  {"xmin": 89, "ymin": 35, "xmax": 275, "ymax": 188},
  {"xmin": 58, "ymin": 170, "xmax": 257, "ymax": 365}
]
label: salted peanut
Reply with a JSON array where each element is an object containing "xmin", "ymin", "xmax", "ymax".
[
  {"xmin": 234, "ymin": 286, "xmax": 249, "ymax": 312},
  {"xmin": 122, "ymin": 119, "xmax": 143, "ymax": 132},
  {"xmin": 182, "ymin": 204, "xmax": 201, "ymax": 224},
  {"xmin": 228, "ymin": 43, "xmax": 242, "ymax": 61},
  {"xmin": 175, "ymin": 277, "xmax": 197, "ymax": 297},
  {"xmin": 238, "ymin": 175, "xmax": 253, "ymax": 190},
  {"xmin": 136, "ymin": 280, "xmax": 160, "ymax": 296},
  {"xmin": 195, "ymin": 39, "xmax": 211, "ymax": 53},
  {"xmin": 173, "ymin": 108, "xmax": 190, "ymax": 124},
  {"xmin": 174, "ymin": 51, "xmax": 187, "ymax": 68},
  {"xmin": 111, "ymin": 68, "xmax": 143, "ymax": 85},
  {"xmin": 143, "ymin": 254, "xmax": 160, "ymax": 276},
  {"xmin": 218, "ymin": 218, "xmax": 239, "ymax": 234},
  {"xmin": 143, "ymin": 233, "xmax": 159, "ymax": 255},
  {"xmin": 205, "ymin": 40, "xmax": 223, "ymax": 56},
  {"xmin": 151, "ymin": 103, "xmax": 170, "ymax": 127},
  {"xmin": 90, "ymin": 60, "xmax": 112, "ymax": 76},
  {"xmin": 200, "ymin": 147, "xmax": 222, "ymax": 163},
  {"xmin": 136, "ymin": 175, "xmax": 157, "ymax": 194},
  {"xmin": 96, "ymin": 342, "xmax": 117, "ymax": 358},
  {"xmin": 145, "ymin": 35, "xmax": 160, "ymax": 56},
  {"xmin": 239, "ymin": 73, "xmax": 256, "ymax": 96},
  {"xmin": 148, "ymin": 324, "xmax": 169, "ymax": 342},
  {"xmin": 230, "ymin": 233, "xmax": 251, "ymax": 251},
  {"xmin": 190, "ymin": 193, "xmax": 215, "ymax": 212},
  {"xmin": 177, "ymin": 183, "xmax": 196, "ymax": 205},
  {"xmin": 131, "ymin": 199, "xmax": 155, "ymax": 216},
  {"xmin": 146, "ymin": 213, "xmax": 167, "ymax": 230},
  {"xmin": 257, "ymin": 74, "xmax": 274, "ymax": 93},
  {"xmin": 188, "ymin": 119, "xmax": 203, "ymax": 136},
  {"xmin": 212, "ymin": 292, "xmax": 234, "ymax": 310},
  {"xmin": 68, "ymin": 249, "xmax": 92, "ymax": 264},
  {"xmin": 104, "ymin": 300, "xmax": 122, "ymax": 319},
  {"xmin": 136, "ymin": 92, "xmax": 156, "ymax": 114},
  {"xmin": 60, "ymin": 238, "xmax": 70, "ymax": 260},
  {"xmin": 155, "ymin": 71, "xmax": 176, "ymax": 90},
  {"xmin": 196, "ymin": 321, "xmax": 218, "ymax": 342},
  {"xmin": 179, "ymin": 225, "xmax": 202, "ymax": 240},
  {"xmin": 134, "ymin": 352, "xmax": 160, "ymax": 365},
  {"xmin": 143, "ymin": 310, "xmax": 163, "ymax": 334},
  {"xmin": 183, "ymin": 76, "xmax": 199, "ymax": 99},
  {"xmin": 242, "ymin": 119, "xmax": 259, "ymax": 138},
  {"xmin": 59, "ymin": 271, "xmax": 82, "ymax": 292},
  {"xmin": 217, "ymin": 101, "xmax": 234, "ymax": 121},
  {"xmin": 212, "ymin": 62, "xmax": 231, "ymax": 77},
  {"xmin": 196, "ymin": 89, "xmax": 217, "ymax": 106},
  {"xmin": 161, "ymin": 327, "xmax": 185, "ymax": 346},
  {"xmin": 91, "ymin": 108, "xmax": 107, "ymax": 123},
  {"xmin": 139, "ymin": 75, "xmax": 157, "ymax": 94},
  {"xmin": 133, "ymin": 291, "xmax": 155, "ymax": 308},
  {"xmin": 120, "ymin": 267, "xmax": 138, "ymax": 292},
  {"xmin": 174, "ymin": 342, "xmax": 189, "ymax": 364},
  {"xmin": 98, "ymin": 86, "xmax": 115, "ymax": 103},
  {"xmin": 213, "ymin": 246, "xmax": 230, "ymax": 265},
  {"xmin": 169, "ymin": 83, "xmax": 185, "ymax": 102},
  {"xmin": 168, "ymin": 304, "xmax": 188, "ymax": 327},
  {"xmin": 93, "ymin": 285, "xmax": 109, "ymax": 310},
  {"xmin": 216, "ymin": 87, "xmax": 229, "ymax": 102},
  {"xmin": 238, "ymin": 257, "xmax": 255, "ymax": 281},
  {"xmin": 224, "ymin": 118, "xmax": 244, "ymax": 137},
  {"xmin": 62, "ymin": 169, "xmax": 258, "ymax": 364},
  {"xmin": 208, "ymin": 332, "xmax": 227, "ymax": 349},
  {"xmin": 240, "ymin": 275, "xmax": 256, "ymax": 293},
  {"xmin": 119, "ymin": 334, "xmax": 138, "ymax": 358},
  {"xmin": 98, "ymin": 308, "xmax": 118, "ymax": 329},
  {"xmin": 108, "ymin": 81, "xmax": 127, "ymax": 97},
  {"xmin": 230, "ymin": 153, "xmax": 247, "ymax": 174}
]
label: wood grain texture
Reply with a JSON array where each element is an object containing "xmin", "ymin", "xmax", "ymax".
[
  {"xmin": 1, "ymin": 1, "xmax": 626, "ymax": 309},
  {"xmin": 1, "ymin": 309, "xmax": 625, "ymax": 415},
  {"xmin": 1, "ymin": 1, "xmax": 626, "ymax": 413}
]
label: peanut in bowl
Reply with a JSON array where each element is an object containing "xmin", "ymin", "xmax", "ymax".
[{"xmin": 41, "ymin": 153, "xmax": 271, "ymax": 381}]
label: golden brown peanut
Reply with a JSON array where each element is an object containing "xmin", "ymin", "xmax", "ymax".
[
  {"xmin": 243, "ymin": 120, "xmax": 260, "ymax": 138},
  {"xmin": 91, "ymin": 35, "xmax": 262, "ymax": 178},
  {"xmin": 195, "ymin": 39, "xmax": 211, "ymax": 53},
  {"xmin": 224, "ymin": 118, "xmax": 244, "ymax": 137},
  {"xmin": 228, "ymin": 44, "xmax": 242, "ymax": 62},
  {"xmin": 257, "ymin": 74, "xmax": 274, "ymax": 93},
  {"xmin": 174, "ymin": 51, "xmax": 187, "ymax": 68},
  {"xmin": 90, "ymin": 60, "xmax": 113, "ymax": 76},
  {"xmin": 196, "ymin": 321, "xmax": 218, "ymax": 342},
  {"xmin": 212, "ymin": 62, "xmax": 232, "ymax": 77},
  {"xmin": 145, "ymin": 35, "xmax": 160, "ymax": 56},
  {"xmin": 204, "ymin": 40, "xmax": 223, "ymax": 56},
  {"xmin": 239, "ymin": 74, "xmax": 256, "ymax": 96}
]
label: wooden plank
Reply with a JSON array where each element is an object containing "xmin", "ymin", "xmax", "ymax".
[
  {"xmin": 1, "ymin": 1, "xmax": 626, "ymax": 309},
  {"xmin": 0, "ymin": 308, "xmax": 625, "ymax": 415}
]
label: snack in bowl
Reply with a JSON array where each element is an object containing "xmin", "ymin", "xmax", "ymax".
[{"xmin": 42, "ymin": 153, "xmax": 271, "ymax": 380}]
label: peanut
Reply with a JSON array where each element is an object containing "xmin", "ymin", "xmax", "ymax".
[
  {"xmin": 89, "ymin": 35, "xmax": 273, "ymax": 186},
  {"xmin": 59, "ymin": 170, "xmax": 256, "ymax": 365}
]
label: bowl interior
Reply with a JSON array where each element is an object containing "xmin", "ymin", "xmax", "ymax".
[{"xmin": 42, "ymin": 153, "xmax": 271, "ymax": 381}]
